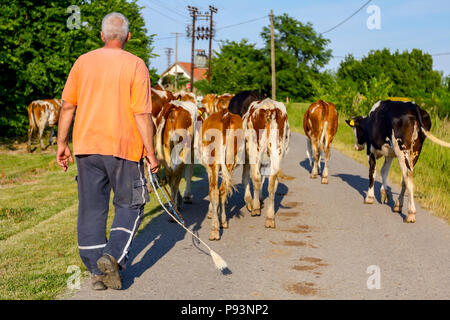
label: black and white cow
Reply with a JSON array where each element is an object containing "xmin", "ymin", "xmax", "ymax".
[
  {"xmin": 346, "ymin": 100, "xmax": 449, "ymax": 223},
  {"xmin": 228, "ymin": 90, "xmax": 267, "ymax": 117}
]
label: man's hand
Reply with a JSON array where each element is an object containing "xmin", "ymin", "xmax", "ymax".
[
  {"xmin": 146, "ymin": 153, "xmax": 160, "ymax": 174},
  {"xmin": 57, "ymin": 144, "xmax": 73, "ymax": 172},
  {"xmin": 56, "ymin": 100, "xmax": 76, "ymax": 172}
]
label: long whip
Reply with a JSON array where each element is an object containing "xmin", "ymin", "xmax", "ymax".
[{"xmin": 147, "ymin": 167, "xmax": 228, "ymax": 271}]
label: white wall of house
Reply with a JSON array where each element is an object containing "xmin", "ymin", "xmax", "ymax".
[{"xmin": 158, "ymin": 63, "xmax": 190, "ymax": 85}]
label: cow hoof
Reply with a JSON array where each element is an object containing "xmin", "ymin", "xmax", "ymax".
[
  {"xmin": 209, "ymin": 230, "xmax": 220, "ymax": 241},
  {"xmin": 364, "ymin": 196, "xmax": 374, "ymax": 204},
  {"xmin": 393, "ymin": 201, "xmax": 402, "ymax": 213},
  {"xmin": 310, "ymin": 174, "xmax": 318, "ymax": 179},
  {"xmin": 265, "ymin": 218, "xmax": 275, "ymax": 228},
  {"xmin": 207, "ymin": 213, "xmax": 212, "ymax": 219},
  {"xmin": 380, "ymin": 191, "xmax": 389, "ymax": 204},
  {"xmin": 251, "ymin": 208, "xmax": 261, "ymax": 216},
  {"xmin": 404, "ymin": 212, "xmax": 416, "ymax": 223},
  {"xmin": 321, "ymin": 177, "xmax": 328, "ymax": 184},
  {"xmin": 245, "ymin": 202, "xmax": 253, "ymax": 212},
  {"xmin": 221, "ymin": 221, "xmax": 228, "ymax": 229}
]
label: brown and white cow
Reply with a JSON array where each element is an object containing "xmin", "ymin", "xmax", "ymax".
[
  {"xmin": 303, "ymin": 100, "xmax": 338, "ymax": 184},
  {"xmin": 346, "ymin": 100, "xmax": 450, "ymax": 223},
  {"xmin": 27, "ymin": 99, "xmax": 62, "ymax": 152},
  {"xmin": 155, "ymin": 100, "xmax": 198, "ymax": 210},
  {"xmin": 174, "ymin": 90, "xmax": 196, "ymax": 104},
  {"xmin": 201, "ymin": 93, "xmax": 218, "ymax": 116},
  {"xmin": 201, "ymin": 93, "xmax": 234, "ymax": 117},
  {"xmin": 151, "ymin": 84, "xmax": 176, "ymax": 119},
  {"xmin": 242, "ymin": 98, "xmax": 290, "ymax": 228},
  {"xmin": 200, "ymin": 109, "xmax": 244, "ymax": 240},
  {"xmin": 215, "ymin": 93, "xmax": 234, "ymax": 112}
]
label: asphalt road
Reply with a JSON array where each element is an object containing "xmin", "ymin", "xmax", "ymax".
[{"xmin": 70, "ymin": 132, "xmax": 450, "ymax": 300}]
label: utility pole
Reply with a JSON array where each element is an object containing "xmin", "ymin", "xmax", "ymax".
[
  {"xmin": 164, "ymin": 47, "xmax": 173, "ymax": 69},
  {"xmin": 270, "ymin": 10, "xmax": 276, "ymax": 100},
  {"xmin": 188, "ymin": 6, "xmax": 198, "ymax": 93},
  {"xmin": 171, "ymin": 32, "xmax": 182, "ymax": 90},
  {"xmin": 208, "ymin": 6, "xmax": 217, "ymax": 83}
]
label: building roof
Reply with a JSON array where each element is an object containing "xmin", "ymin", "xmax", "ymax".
[{"xmin": 160, "ymin": 62, "xmax": 208, "ymax": 81}]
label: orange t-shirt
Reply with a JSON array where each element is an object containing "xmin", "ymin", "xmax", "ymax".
[{"xmin": 62, "ymin": 47, "xmax": 152, "ymax": 162}]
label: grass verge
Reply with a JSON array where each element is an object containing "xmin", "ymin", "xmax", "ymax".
[
  {"xmin": 286, "ymin": 102, "xmax": 450, "ymax": 223},
  {"xmin": 0, "ymin": 145, "xmax": 185, "ymax": 299}
]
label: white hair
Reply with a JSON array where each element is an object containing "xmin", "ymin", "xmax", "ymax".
[{"xmin": 101, "ymin": 12, "xmax": 129, "ymax": 42}]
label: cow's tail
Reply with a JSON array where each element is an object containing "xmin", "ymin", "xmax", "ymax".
[
  {"xmin": 421, "ymin": 130, "xmax": 450, "ymax": 148},
  {"xmin": 220, "ymin": 129, "xmax": 239, "ymax": 196},
  {"xmin": 155, "ymin": 117, "xmax": 166, "ymax": 161},
  {"xmin": 414, "ymin": 105, "xmax": 450, "ymax": 148},
  {"xmin": 28, "ymin": 103, "xmax": 37, "ymax": 129}
]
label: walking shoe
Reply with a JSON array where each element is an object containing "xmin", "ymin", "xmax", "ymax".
[
  {"xmin": 96, "ymin": 254, "xmax": 122, "ymax": 290},
  {"xmin": 91, "ymin": 274, "xmax": 107, "ymax": 291}
]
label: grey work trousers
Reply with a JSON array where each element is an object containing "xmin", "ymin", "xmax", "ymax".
[{"xmin": 75, "ymin": 154, "xmax": 149, "ymax": 275}]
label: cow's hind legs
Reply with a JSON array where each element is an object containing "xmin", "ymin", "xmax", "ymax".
[
  {"xmin": 250, "ymin": 164, "xmax": 262, "ymax": 216},
  {"xmin": 39, "ymin": 125, "xmax": 46, "ymax": 150},
  {"xmin": 365, "ymin": 154, "xmax": 376, "ymax": 204},
  {"xmin": 380, "ymin": 157, "xmax": 393, "ymax": 204},
  {"xmin": 183, "ymin": 164, "xmax": 194, "ymax": 204},
  {"xmin": 394, "ymin": 178, "xmax": 406, "ymax": 213},
  {"xmin": 219, "ymin": 184, "xmax": 228, "ymax": 229},
  {"xmin": 265, "ymin": 174, "xmax": 278, "ymax": 228},
  {"xmin": 207, "ymin": 165, "xmax": 220, "ymax": 240},
  {"xmin": 27, "ymin": 126, "xmax": 34, "ymax": 152},
  {"xmin": 404, "ymin": 170, "xmax": 416, "ymax": 223},
  {"xmin": 394, "ymin": 147, "xmax": 416, "ymax": 223},
  {"xmin": 243, "ymin": 163, "xmax": 253, "ymax": 212},
  {"xmin": 321, "ymin": 143, "xmax": 331, "ymax": 184},
  {"xmin": 306, "ymin": 137, "xmax": 313, "ymax": 168},
  {"xmin": 310, "ymin": 139, "xmax": 320, "ymax": 179}
]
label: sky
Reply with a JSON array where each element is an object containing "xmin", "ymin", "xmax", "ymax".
[{"xmin": 136, "ymin": 0, "xmax": 450, "ymax": 76}]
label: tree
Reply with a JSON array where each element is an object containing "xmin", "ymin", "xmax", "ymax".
[
  {"xmin": 207, "ymin": 39, "xmax": 270, "ymax": 95},
  {"xmin": 337, "ymin": 49, "xmax": 442, "ymax": 98},
  {"xmin": 260, "ymin": 13, "xmax": 332, "ymax": 101},
  {"xmin": 0, "ymin": 0, "xmax": 156, "ymax": 137}
]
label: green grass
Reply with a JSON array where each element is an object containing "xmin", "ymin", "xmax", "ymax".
[
  {"xmin": 286, "ymin": 102, "xmax": 450, "ymax": 223},
  {"xmin": 0, "ymin": 145, "xmax": 174, "ymax": 299}
]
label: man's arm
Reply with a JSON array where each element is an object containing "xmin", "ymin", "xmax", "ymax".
[
  {"xmin": 134, "ymin": 113, "xmax": 159, "ymax": 173},
  {"xmin": 56, "ymin": 101, "xmax": 76, "ymax": 171}
]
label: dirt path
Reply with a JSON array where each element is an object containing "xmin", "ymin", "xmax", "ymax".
[{"xmin": 69, "ymin": 132, "xmax": 450, "ymax": 300}]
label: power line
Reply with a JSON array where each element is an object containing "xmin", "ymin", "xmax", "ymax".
[
  {"xmin": 320, "ymin": 0, "xmax": 372, "ymax": 35},
  {"xmin": 144, "ymin": 5, "xmax": 188, "ymax": 26},
  {"xmin": 215, "ymin": 15, "xmax": 268, "ymax": 31},
  {"xmin": 153, "ymin": 15, "xmax": 267, "ymax": 41},
  {"xmin": 147, "ymin": 0, "xmax": 190, "ymax": 19}
]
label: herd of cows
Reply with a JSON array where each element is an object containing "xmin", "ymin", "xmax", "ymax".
[{"xmin": 26, "ymin": 86, "xmax": 449, "ymax": 240}]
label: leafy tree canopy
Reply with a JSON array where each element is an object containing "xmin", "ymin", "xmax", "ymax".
[{"xmin": 0, "ymin": 0, "xmax": 156, "ymax": 137}]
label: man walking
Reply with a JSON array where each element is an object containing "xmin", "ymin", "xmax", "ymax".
[{"xmin": 56, "ymin": 12, "xmax": 159, "ymax": 290}]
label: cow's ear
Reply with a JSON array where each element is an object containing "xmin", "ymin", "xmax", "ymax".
[{"xmin": 345, "ymin": 119, "xmax": 355, "ymax": 128}]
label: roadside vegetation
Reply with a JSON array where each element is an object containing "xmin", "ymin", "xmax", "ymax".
[{"xmin": 0, "ymin": 143, "xmax": 165, "ymax": 299}]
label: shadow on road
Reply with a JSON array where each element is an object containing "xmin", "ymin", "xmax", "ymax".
[
  {"xmin": 299, "ymin": 158, "xmax": 326, "ymax": 176},
  {"xmin": 332, "ymin": 173, "xmax": 405, "ymax": 220},
  {"xmin": 122, "ymin": 165, "xmax": 288, "ymax": 289}
]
